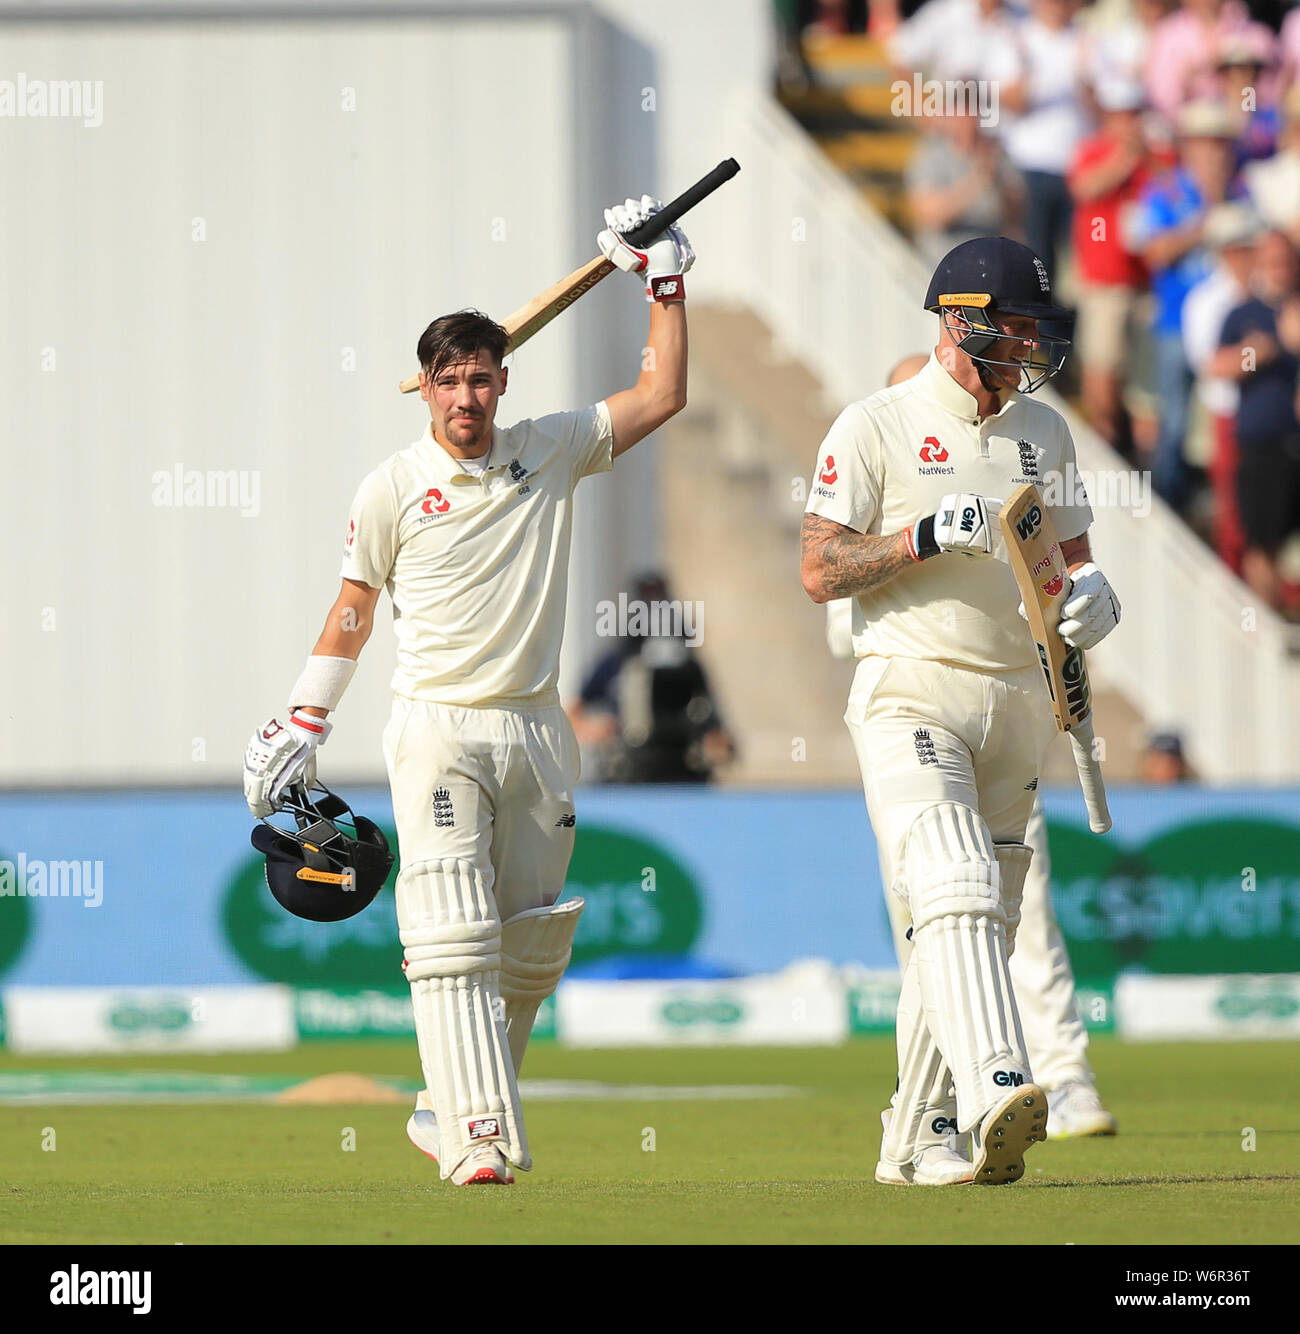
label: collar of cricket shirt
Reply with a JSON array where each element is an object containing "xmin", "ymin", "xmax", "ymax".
[
  {"xmin": 418, "ymin": 423, "xmax": 504, "ymax": 483},
  {"xmin": 918, "ymin": 351, "xmax": 1019, "ymax": 426}
]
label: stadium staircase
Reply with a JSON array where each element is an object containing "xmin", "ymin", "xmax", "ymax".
[{"xmin": 777, "ymin": 31, "xmax": 915, "ymax": 234}]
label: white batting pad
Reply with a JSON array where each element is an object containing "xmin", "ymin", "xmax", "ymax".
[
  {"xmin": 500, "ymin": 897, "xmax": 585, "ymax": 1075},
  {"xmin": 399, "ymin": 859, "xmax": 530, "ymax": 1177},
  {"xmin": 905, "ymin": 801, "xmax": 1003, "ymax": 933},
  {"xmin": 905, "ymin": 804, "xmax": 1030, "ymax": 1132},
  {"xmin": 880, "ymin": 951, "xmax": 959, "ymax": 1169},
  {"xmin": 994, "ymin": 843, "xmax": 1033, "ymax": 957}
]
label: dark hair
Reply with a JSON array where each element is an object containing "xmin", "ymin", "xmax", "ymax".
[{"xmin": 416, "ymin": 309, "xmax": 509, "ymax": 380}]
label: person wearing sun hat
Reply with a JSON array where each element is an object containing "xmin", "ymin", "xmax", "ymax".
[
  {"xmin": 1131, "ymin": 97, "xmax": 1253, "ymax": 509},
  {"xmin": 1215, "ymin": 29, "xmax": 1282, "ymax": 163},
  {"xmin": 1244, "ymin": 83, "xmax": 1300, "ymax": 246},
  {"xmin": 1068, "ymin": 73, "xmax": 1174, "ymax": 452},
  {"xmin": 1182, "ymin": 200, "xmax": 1265, "ymax": 574}
]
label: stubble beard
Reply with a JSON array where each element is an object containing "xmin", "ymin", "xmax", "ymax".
[{"xmin": 447, "ymin": 413, "xmax": 489, "ymax": 454}]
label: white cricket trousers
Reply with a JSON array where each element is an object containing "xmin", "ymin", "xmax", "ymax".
[
  {"xmin": 382, "ymin": 693, "xmax": 581, "ymax": 922},
  {"xmin": 845, "ymin": 655, "xmax": 1058, "ymax": 895}
]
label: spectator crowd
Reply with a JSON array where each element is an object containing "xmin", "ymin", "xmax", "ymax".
[{"xmin": 796, "ymin": 0, "xmax": 1300, "ymax": 617}]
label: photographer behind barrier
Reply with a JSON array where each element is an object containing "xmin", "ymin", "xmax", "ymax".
[{"xmin": 568, "ymin": 572, "xmax": 735, "ymax": 784}]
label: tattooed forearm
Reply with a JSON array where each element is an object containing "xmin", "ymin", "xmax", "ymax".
[{"xmin": 800, "ymin": 514, "xmax": 914, "ymax": 602}]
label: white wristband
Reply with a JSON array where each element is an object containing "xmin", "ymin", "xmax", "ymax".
[{"xmin": 288, "ymin": 655, "xmax": 358, "ymax": 713}]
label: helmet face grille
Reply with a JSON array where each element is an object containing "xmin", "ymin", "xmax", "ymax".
[
  {"xmin": 252, "ymin": 784, "xmax": 395, "ymax": 922},
  {"xmin": 938, "ymin": 307, "xmax": 1070, "ymax": 396}
]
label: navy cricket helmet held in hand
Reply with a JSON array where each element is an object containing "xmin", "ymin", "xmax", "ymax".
[
  {"xmin": 251, "ymin": 781, "xmax": 395, "ymax": 922},
  {"xmin": 924, "ymin": 236, "xmax": 1072, "ymax": 394}
]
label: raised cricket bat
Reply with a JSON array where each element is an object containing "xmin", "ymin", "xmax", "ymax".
[
  {"xmin": 1000, "ymin": 484, "xmax": 1112, "ymax": 834},
  {"xmin": 398, "ymin": 157, "xmax": 741, "ymax": 393}
]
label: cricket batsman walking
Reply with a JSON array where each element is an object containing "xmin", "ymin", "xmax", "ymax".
[
  {"xmin": 801, "ymin": 237, "xmax": 1121, "ymax": 1185},
  {"xmin": 244, "ymin": 195, "xmax": 693, "ymax": 1186},
  {"xmin": 829, "ymin": 349, "xmax": 1119, "ymax": 1141}
]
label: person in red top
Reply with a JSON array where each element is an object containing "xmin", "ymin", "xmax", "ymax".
[{"xmin": 1068, "ymin": 75, "xmax": 1175, "ymax": 452}]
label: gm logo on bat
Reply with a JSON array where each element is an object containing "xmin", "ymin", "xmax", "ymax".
[
  {"xmin": 1061, "ymin": 646, "xmax": 1090, "ymax": 722},
  {"xmin": 1015, "ymin": 504, "xmax": 1043, "ymax": 541}
]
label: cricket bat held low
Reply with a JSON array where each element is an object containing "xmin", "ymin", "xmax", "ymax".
[{"xmin": 999, "ymin": 484, "xmax": 1112, "ymax": 834}]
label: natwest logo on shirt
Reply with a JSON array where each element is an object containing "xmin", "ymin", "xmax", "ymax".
[
  {"xmin": 421, "ymin": 487, "xmax": 451, "ymax": 516},
  {"xmin": 819, "ymin": 455, "xmax": 838, "ymax": 485},
  {"xmin": 345, "ymin": 519, "xmax": 356, "ymax": 550},
  {"xmin": 918, "ymin": 436, "xmax": 955, "ymax": 476}
]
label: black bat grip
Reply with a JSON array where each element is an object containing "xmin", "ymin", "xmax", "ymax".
[{"xmin": 620, "ymin": 158, "xmax": 740, "ymax": 247}]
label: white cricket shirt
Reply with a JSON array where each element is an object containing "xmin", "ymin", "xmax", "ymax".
[
  {"xmin": 805, "ymin": 353, "xmax": 1093, "ymax": 672},
  {"xmin": 342, "ymin": 402, "xmax": 614, "ymax": 706}
]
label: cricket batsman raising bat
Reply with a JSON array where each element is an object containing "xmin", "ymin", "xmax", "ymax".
[
  {"xmin": 244, "ymin": 189, "xmax": 705, "ymax": 1186},
  {"xmin": 800, "ymin": 237, "xmax": 1121, "ymax": 1186}
]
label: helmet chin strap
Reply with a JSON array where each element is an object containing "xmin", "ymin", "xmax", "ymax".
[
  {"xmin": 975, "ymin": 358, "xmax": 1020, "ymax": 395},
  {"xmin": 974, "ymin": 360, "xmax": 1004, "ymax": 393},
  {"xmin": 947, "ymin": 307, "xmax": 1016, "ymax": 396}
]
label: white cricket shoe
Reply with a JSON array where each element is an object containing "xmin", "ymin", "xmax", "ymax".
[
  {"xmin": 406, "ymin": 1114, "xmax": 440, "ymax": 1163},
  {"xmin": 450, "ymin": 1142, "xmax": 515, "ymax": 1186},
  {"xmin": 971, "ymin": 1084, "xmax": 1049, "ymax": 1185},
  {"xmin": 874, "ymin": 1108, "xmax": 974, "ymax": 1186},
  {"xmin": 406, "ymin": 1088, "xmax": 440, "ymax": 1163},
  {"xmin": 1047, "ymin": 1081, "xmax": 1118, "ymax": 1138}
]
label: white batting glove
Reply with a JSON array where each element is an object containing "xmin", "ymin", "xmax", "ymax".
[
  {"xmin": 1058, "ymin": 563, "xmax": 1121, "ymax": 649},
  {"xmin": 905, "ymin": 493, "xmax": 1002, "ymax": 561},
  {"xmin": 243, "ymin": 711, "xmax": 332, "ymax": 817},
  {"xmin": 597, "ymin": 195, "xmax": 695, "ymax": 302}
]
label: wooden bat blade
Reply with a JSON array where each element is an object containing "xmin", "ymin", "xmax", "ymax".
[
  {"xmin": 1000, "ymin": 483, "xmax": 1111, "ymax": 834},
  {"xmin": 398, "ymin": 256, "xmax": 613, "ymax": 393},
  {"xmin": 502, "ymin": 255, "xmax": 614, "ymax": 352},
  {"xmin": 999, "ymin": 484, "xmax": 1091, "ymax": 733}
]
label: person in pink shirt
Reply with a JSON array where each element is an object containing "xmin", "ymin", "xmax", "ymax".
[{"xmin": 1145, "ymin": 0, "xmax": 1277, "ymax": 125}]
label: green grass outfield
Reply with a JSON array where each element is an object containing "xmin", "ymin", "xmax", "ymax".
[{"xmin": 0, "ymin": 1038, "xmax": 1296, "ymax": 1245}]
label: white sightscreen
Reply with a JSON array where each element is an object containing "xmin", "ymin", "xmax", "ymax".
[{"xmin": 0, "ymin": 11, "xmax": 657, "ymax": 783}]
